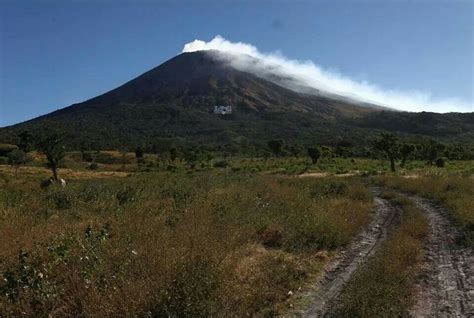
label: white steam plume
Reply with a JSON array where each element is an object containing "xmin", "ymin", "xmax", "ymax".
[{"xmin": 183, "ymin": 35, "xmax": 472, "ymax": 113}]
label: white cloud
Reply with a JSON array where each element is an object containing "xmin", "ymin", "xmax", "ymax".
[{"xmin": 182, "ymin": 35, "xmax": 473, "ymax": 113}]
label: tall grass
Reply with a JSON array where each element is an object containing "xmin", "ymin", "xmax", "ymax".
[
  {"xmin": 335, "ymin": 194, "xmax": 429, "ymax": 317},
  {"xmin": 376, "ymin": 176, "xmax": 474, "ymax": 246},
  {"xmin": 0, "ymin": 171, "xmax": 373, "ymax": 316}
]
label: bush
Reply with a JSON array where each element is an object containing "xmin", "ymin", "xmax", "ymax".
[
  {"xmin": 166, "ymin": 165, "xmax": 177, "ymax": 171},
  {"xmin": 116, "ymin": 186, "xmax": 140, "ymax": 205},
  {"xmin": 213, "ymin": 160, "xmax": 229, "ymax": 168},
  {"xmin": 48, "ymin": 190, "xmax": 73, "ymax": 209},
  {"xmin": 87, "ymin": 162, "xmax": 98, "ymax": 170},
  {"xmin": 310, "ymin": 180, "xmax": 348, "ymax": 199},
  {"xmin": 435, "ymin": 157, "xmax": 445, "ymax": 167},
  {"xmin": 0, "ymin": 144, "xmax": 18, "ymax": 157},
  {"xmin": 77, "ymin": 184, "xmax": 104, "ymax": 202},
  {"xmin": 81, "ymin": 151, "xmax": 94, "ymax": 162},
  {"xmin": 257, "ymin": 228, "xmax": 283, "ymax": 248}
]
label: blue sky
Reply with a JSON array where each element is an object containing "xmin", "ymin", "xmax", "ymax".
[{"xmin": 1, "ymin": 0, "xmax": 473, "ymax": 126}]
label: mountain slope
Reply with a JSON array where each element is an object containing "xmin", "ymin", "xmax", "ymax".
[{"xmin": 0, "ymin": 51, "xmax": 473, "ymax": 150}]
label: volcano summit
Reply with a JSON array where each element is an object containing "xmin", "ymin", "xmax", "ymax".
[{"xmin": 0, "ymin": 50, "xmax": 472, "ymax": 150}]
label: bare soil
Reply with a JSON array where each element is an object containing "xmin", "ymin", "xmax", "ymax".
[
  {"xmin": 408, "ymin": 195, "xmax": 474, "ymax": 318},
  {"xmin": 297, "ymin": 190, "xmax": 473, "ymax": 318},
  {"xmin": 294, "ymin": 189, "xmax": 402, "ymax": 317}
]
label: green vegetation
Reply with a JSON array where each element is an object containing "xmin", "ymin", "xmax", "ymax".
[
  {"xmin": 373, "ymin": 133, "xmax": 399, "ymax": 172},
  {"xmin": 36, "ymin": 128, "xmax": 66, "ymax": 181},
  {"xmin": 307, "ymin": 147, "xmax": 321, "ymax": 164},
  {"xmin": 7, "ymin": 149, "xmax": 27, "ymax": 177},
  {"xmin": 336, "ymin": 192, "xmax": 429, "ymax": 317}
]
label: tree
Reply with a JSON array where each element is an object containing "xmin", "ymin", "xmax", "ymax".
[
  {"xmin": 334, "ymin": 140, "xmax": 352, "ymax": 158},
  {"xmin": 287, "ymin": 145, "xmax": 301, "ymax": 158},
  {"xmin": 7, "ymin": 149, "xmax": 27, "ymax": 177},
  {"xmin": 373, "ymin": 133, "xmax": 399, "ymax": 172},
  {"xmin": 421, "ymin": 139, "xmax": 444, "ymax": 165},
  {"xmin": 307, "ymin": 147, "xmax": 321, "ymax": 164},
  {"xmin": 169, "ymin": 148, "xmax": 178, "ymax": 162},
  {"xmin": 399, "ymin": 144, "xmax": 415, "ymax": 168},
  {"xmin": 36, "ymin": 129, "xmax": 66, "ymax": 181},
  {"xmin": 435, "ymin": 157, "xmax": 445, "ymax": 168},
  {"xmin": 183, "ymin": 149, "xmax": 198, "ymax": 169},
  {"xmin": 18, "ymin": 131, "xmax": 33, "ymax": 153},
  {"xmin": 321, "ymin": 146, "xmax": 333, "ymax": 163},
  {"xmin": 267, "ymin": 140, "xmax": 283, "ymax": 156},
  {"xmin": 135, "ymin": 146, "xmax": 144, "ymax": 165}
]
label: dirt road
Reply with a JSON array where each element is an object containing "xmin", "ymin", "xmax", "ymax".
[
  {"xmin": 408, "ymin": 195, "xmax": 474, "ymax": 317},
  {"xmin": 297, "ymin": 189, "xmax": 401, "ymax": 317},
  {"xmin": 298, "ymin": 190, "xmax": 473, "ymax": 317}
]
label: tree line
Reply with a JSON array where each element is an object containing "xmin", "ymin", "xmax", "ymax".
[{"xmin": 1, "ymin": 127, "xmax": 472, "ymax": 180}]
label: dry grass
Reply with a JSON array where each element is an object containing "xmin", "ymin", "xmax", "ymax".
[
  {"xmin": 0, "ymin": 171, "xmax": 373, "ymax": 316},
  {"xmin": 336, "ymin": 194, "xmax": 429, "ymax": 317},
  {"xmin": 0, "ymin": 164, "xmax": 131, "ymax": 179},
  {"xmin": 376, "ymin": 175, "xmax": 474, "ymax": 246}
]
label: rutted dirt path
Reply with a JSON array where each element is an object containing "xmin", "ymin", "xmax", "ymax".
[
  {"xmin": 297, "ymin": 189, "xmax": 401, "ymax": 317},
  {"xmin": 407, "ymin": 195, "xmax": 474, "ymax": 318},
  {"xmin": 294, "ymin": 189, "xmax": 473, "ymax": 317}
]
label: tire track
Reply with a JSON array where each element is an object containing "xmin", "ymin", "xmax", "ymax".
[
  {"xmin": 296, "ymin": 189, "xmax": 401, "ymax": 317},
  {"xmin": 406, "ymin": 195, "xmax": 474, "ymax": 318}
]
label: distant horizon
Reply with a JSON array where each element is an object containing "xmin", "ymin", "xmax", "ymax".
[{"xmin": 1, "ymin": 0, "xmax": 473, "ymax": 126}]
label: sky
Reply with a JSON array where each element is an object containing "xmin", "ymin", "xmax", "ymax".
[{"xmin": 1, "ymin": 0, "xmax": 473, "ymax": 127}]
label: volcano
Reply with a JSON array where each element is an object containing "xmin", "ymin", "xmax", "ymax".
[{"xmin": 1, "ymin": 50, "xmax": 473, "ymax": 149}]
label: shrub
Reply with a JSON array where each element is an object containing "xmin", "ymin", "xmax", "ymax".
[
  {"xmin": 310, "ymin": 180, "xmax": 348, "ymax": 200},
  {"xmin": 213, "ymin": 160, "xmax": 229, "ymax": 168},
  {"xmin": 116, "ymin": 185, "xmax": 140, "ymax": 205},
  {"xmin": 81, "ymin": 151, "xmax": 94, "ymax": 162},
  {"xmin": 48, "ymin": 189, "xmax": 73, "ymax": 209},
  {"xmin": 77, "ymin": 184, "xmax": 104, "ymax": 202},
  {"xmin": 166, "ymin": 165, "xmax": 177, "ymax": 171},
  {"xmin": 435, "ymin": 157, "xmax": 445, "ymax": 167},
  {"xmin": 87, "ymin": 162, "xmax": 98, "ymax": 170},
  {"xmin": 257, "ymin": 228, "xmax": 283, "ymax": 248}
]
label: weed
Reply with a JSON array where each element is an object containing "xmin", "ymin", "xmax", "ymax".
[{"xmin": 336, "ymin": 195, "xmax": 429, "ymax": 317}]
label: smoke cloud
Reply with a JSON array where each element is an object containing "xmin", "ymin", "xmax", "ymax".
[{"xmin": 183, "ymin": 35, "xmax": 472, "ymax": 113}]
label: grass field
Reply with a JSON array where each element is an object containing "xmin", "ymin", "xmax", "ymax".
[
  {"xmin": 376, "ymin": 175, "xmax": 474, "ymax": 246},
  {"xmin": 1, "ymin": 153, "xmax": 472, "ymax": 316},
  {"xmin": 0, "ymin": 167, "xmax": 373, "ymax": 316}
]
